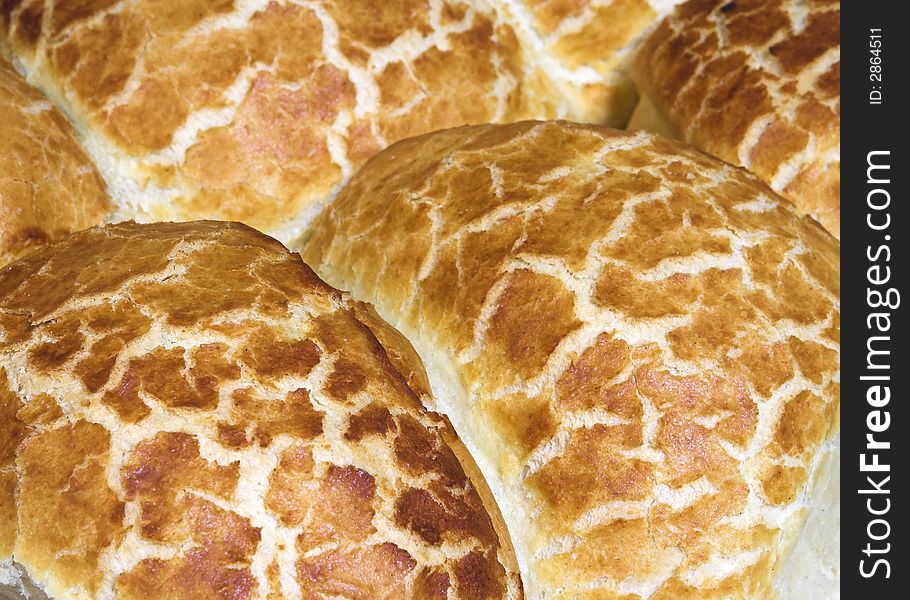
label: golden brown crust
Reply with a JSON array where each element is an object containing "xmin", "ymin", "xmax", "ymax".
[
  {"xmin": 498, "ymin": 0, "xmax": 667, "ymax": 125},
  {"xmin": 0, "ymin": 220, "xmax": 519, "ymax": 599},
  {"xmin": 302, "ymin": 121, "xmax": 840, "ymax": 598},
  {"xmin": 0, "ymin": 56, "xmax": 109, "ymax": 266},
  {"xmin": 353, "ymin": 299, "xmax": 523, "ymax": 591},
  {"xmin": 630, "ymin": 0, "xmax": 840, "ymax": 237},
  {"xmin": 0, "ymin": 0, "xmax": 563, "ymax": 244}
]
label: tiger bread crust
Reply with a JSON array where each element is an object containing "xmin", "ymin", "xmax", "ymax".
[
  {"xmin": 302, "ymin": 121, "xmax": 840, "ymax": 599},
  {"xmin": 0, "ymin": 221, "xmax": 521, "ymax": 599},
  {"xmin": 0, "ymin": 56, "xmax": 109, "ymax": 267},
  {"xmin": 0, "ymin": 0, "xmax": 563, "ymax": 246},
  {"xmin": 630, "ymin": 0, "xmax": 840, "ymax": 237},
  {"xmin": 497, "ymin": 0, "xmax": 680, "ymax": 126}
]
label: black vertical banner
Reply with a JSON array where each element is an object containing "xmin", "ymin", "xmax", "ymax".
[{"xmin": 841, "ymin": 1, "xmax": 908, "ymax": 596}]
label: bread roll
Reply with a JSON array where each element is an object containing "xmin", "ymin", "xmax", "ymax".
[
  {"xmin": 0, "ymin": 1, "xmax": 562, "ymax": 246},
  {"xmin": 629, "ymin": 0, "xmax": 840, "ymax": 237},
  {"xmin": 0, "ymin": 57, "xmax": 109, "ymax": 266},
  {"xmin": 0, "ymin": 221, "xmax": 520, "ymax": 599},
  {"xmin": 302, "ymin": 121, "xmax": 840, "ymax": 598},
  {"xmin": 499, "ymin": 0, "xmax": 684, "ymax": 126}
]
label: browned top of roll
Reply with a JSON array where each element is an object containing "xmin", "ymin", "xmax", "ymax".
[
  {"xmin": 500, "ymin": 0, "xmax": 667, "ymax": 125},
  {"xmin": 1, "ymin": 0, "xmax": 561, "ymax": 243},
  {"xmin": 0, "ymin": 56, "xmax": 109, "ymax": 266},
  {"xmin": 303, "ymin": 121, "xmax": 840, "ymax": 598},
  {"xmin": 0, "ymin": 221, "xmax": 520, "ymax": 599},
  {"xmin": 631, "ymin": 0, "xmax": 840, "ymax": 236}
]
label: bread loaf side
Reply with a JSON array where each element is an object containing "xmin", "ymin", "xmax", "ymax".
[{"xmin": 0, "ymin": 57, "xmax": 109, "ymax": 266}]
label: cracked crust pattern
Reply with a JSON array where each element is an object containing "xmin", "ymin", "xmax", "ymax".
[
  {"xmin": 303, "ymin": 121, "xmax": 840, "ymax": 598},
  {"xmin": 0, "ymin": 56, "xmax": 109, "ymax": 266},
  {"xmin": 630, "ymin": 0, "xmax": 840, "ymax": 237},
  {"xmin": 0, "ymin": 221, "xmax": 520, "ymax": 599},
  {"xmin": 0, "ymin": 0, "xmax": 566, "ymax": 246},
  {"xmin": 499, "ymin": 0, "xmax": 683, "ymax": 126}
]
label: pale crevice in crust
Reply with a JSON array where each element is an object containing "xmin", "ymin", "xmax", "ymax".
[
  {"xmin": 0, "ymin": 559, "xmax": 51, "ymax": 599},
  {"xmin": 494, "ymin": 0, "xmax": 686, "ymax": 125}
]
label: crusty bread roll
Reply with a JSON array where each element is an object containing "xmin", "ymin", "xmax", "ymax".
[
  {"xmin": 629, "ymin": 0, "xmax": 840, "ymax": 237},
  {"xmin": 0, "ymin": 57, "xmax": 109, "ymax": 266},
  {"xmin": 0, "ymin": 221, "xmax": 520, "ymax": 599},
  {"xmin": 0, "ymin": 1, "xmax": 563, "ymax": 246},
  {"xmin": 302, "ymin": 121, "xmax": 840, "ymax": 598},
  {"xmin": 499, "ymin": 0, "xmax": 684, "ymax": 126}
]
